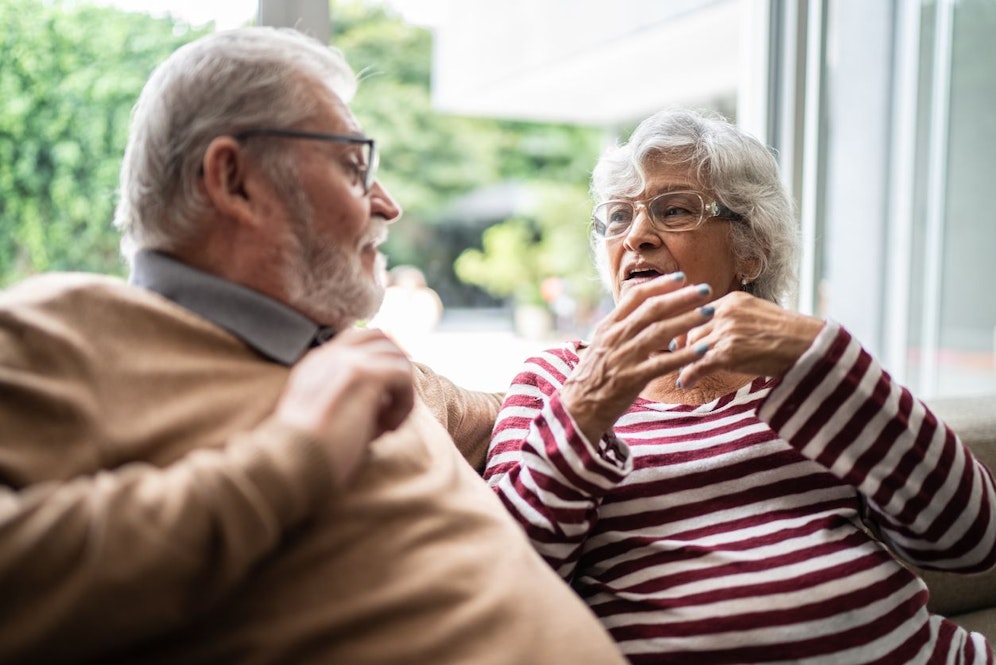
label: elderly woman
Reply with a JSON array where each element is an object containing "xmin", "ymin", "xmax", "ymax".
[{"xmin": 483, "ymin": 109, "xmax": 996, "ymax": 664}]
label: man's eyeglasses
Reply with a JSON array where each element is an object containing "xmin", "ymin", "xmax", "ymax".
[
  {"xmin": 234, "ymin": 128, "xmax": 378, "ymax": 194},
  {"xmin": 592, "ymin": 190, "xmax": 742, "ymax": 239}
]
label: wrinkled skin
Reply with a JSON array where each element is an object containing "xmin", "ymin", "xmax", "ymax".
[
  {"xmin": 563, "ymin": 276, "xmax": 823, "ymax": 444},
  {"xmin": 564, "ymin": 162, "xmax": 822, "ymax": 443}
]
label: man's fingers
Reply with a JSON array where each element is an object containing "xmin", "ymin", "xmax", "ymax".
[
  {"xmin": 378, "ymin": 390, "xmax": 414, "ymax": 435},
  {"xmin": 375, "ymin": 364, "xmax": 416, "ymax": 434}
]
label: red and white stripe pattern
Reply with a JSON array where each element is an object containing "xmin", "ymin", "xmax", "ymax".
[{"xmin": 485, "ymin": 322, "xmax": 996, "ymax": 663}]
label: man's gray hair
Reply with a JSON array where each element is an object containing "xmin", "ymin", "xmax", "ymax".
[
  {"xmin": 590, "ymin": 108, "xmax": 799, "ymax": 305},
  {"xmin": 114, "ymin": 27, "xmax": 357, "ymax": 262}
]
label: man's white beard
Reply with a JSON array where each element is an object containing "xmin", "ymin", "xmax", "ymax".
[
  {"xmin": 282, "ymin": 198, "xmax": 388, "ymax": 329},
  {"xmin": 294, "ymin": 221, "xmax": 387, "ymax": 329},
  {"xmin": 270, "ymin": 156, "xmax": 388, "ymax": 329}
]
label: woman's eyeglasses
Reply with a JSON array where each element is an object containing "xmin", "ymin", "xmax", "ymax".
[{"xmin": 592, "ymin": 190, "xmax": 741, "ymax": 239}]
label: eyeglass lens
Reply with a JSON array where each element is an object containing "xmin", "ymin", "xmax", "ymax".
[
  {"xmin": 596, "ymin": 191, "xmax": 706, "ymax": 237},
  {"xmin": 364, "ymin": 143, "xmax": 379, "ymax": 193},
  {"xmin": 341, "ymin": 141, "xmax": 375, "ymax": 194}
]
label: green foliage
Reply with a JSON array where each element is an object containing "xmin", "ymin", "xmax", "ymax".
[
  {"xmin": 454, "ymin": 183, "xmax": 603, "ymax": 308},
  {"xmin": 0, "ymin": 0, "xmax": 207, "ymax": 285},
  {"xmin": 333, "ymin": 0, "xmax": 501, "ymax": 219},
  {"xmin": 531, "ymin": 183, "xmax": 605, "ymax": 309},
  {"xmin": 455, "ymin": 218, "xmax": 544, "ymax": 304}
]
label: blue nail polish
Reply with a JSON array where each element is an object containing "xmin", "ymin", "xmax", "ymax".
[
  {"xmin": 694, "ymin": 342, "xmax": 709, "ymax": 355},
  {"xmin": 671, "ymin": 271, "xmax": 686, "ymax": 282},
  {"xmin": 668, "ymin": 339, "xmax": 678, "ymax": 352},
  {"xmin": 675, "ymin": 378, "xmax": 683, "ymax": 389},
  {"xmin": 700, "ymin": 305, "xmax": 715, "ymax": 317},
  {"xmin": 696, "ymin": 283, "xmax": 712, "ymax": 296}
]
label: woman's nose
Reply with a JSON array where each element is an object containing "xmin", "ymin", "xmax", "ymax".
[{"xmin": 622, "ymin": 203, "xmax": 662, "ymax": 250}]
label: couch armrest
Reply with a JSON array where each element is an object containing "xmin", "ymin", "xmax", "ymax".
[{"xmin": 914, "ymin": 395, "xmax": 996, "ymax": 619}]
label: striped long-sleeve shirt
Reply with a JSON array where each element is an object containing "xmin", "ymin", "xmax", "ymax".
[{"xmin": 484, "ymin": 321, "xmax": 996, "ymax": 664}]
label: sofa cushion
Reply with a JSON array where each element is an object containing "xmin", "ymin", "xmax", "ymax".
[{"xmin": 915, "ymin": 395, "xmax": 996, "ymax": 620}]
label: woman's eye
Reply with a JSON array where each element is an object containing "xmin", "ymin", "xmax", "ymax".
[{"xmin": 650, "ymin": 198, "xmax": 697, "ymax": 219}]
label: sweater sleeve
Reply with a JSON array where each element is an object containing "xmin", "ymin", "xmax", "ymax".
[
  {"xmin": 483, "ymin": 348, "xmax": 632, "ymax": 580},
  {"xmin": 758, "ymin": 320, "xmax": 996, "ymax": 573},
  {"xmin": 412, "ymin": 361, "xmax": 503, "ymax": 473},
  {"xmin": 0, "ymin": 418, "xmax": 335, "ymax": 665}
]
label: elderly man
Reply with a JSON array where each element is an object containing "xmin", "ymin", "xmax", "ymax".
[{"xmin": 0, "ymin": 27, "xmax": 627, "ymax": 665}]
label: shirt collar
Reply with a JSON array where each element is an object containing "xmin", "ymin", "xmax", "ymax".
[{"xmin": 129, "ymin": 250, "xmax": 333, "ymax": 365}]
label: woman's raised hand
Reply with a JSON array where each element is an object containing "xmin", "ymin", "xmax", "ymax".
[
  {"xmin": 561, "ymin": 273, "xmax": 715, "ymax": 443},
  {"xmin": 676, "ymin": 291, "xmax": 824, "ymax": 390}
]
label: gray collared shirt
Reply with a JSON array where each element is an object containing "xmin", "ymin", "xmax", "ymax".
[{"xmin": 129, "ymin": 250, "xmax": 334, "ymax": 366}]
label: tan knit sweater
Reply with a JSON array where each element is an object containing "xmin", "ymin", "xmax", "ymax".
[{"xmin": 0, "ymin": 273, "xmax": 626, "ymax": 665}]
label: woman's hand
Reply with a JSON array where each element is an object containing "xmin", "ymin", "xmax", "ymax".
[
  {"xmin": 561, "ymin": 273, "xmax": 715, "ymax": 443},
  {"xmin": 676, "ymin": 291, "xmax": 824, "ymax": 390}
]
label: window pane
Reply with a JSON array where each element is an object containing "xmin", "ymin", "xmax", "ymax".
[{"xmin": 909, "ymin": 0, "xmax": 996, "ymax": 396}]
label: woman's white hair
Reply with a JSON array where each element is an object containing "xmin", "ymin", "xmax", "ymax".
[
  {"xmin": 590, "ymin": 108, "xmax": 799, "ymax": 305},
  {"xmin": 114, "ymin": 27, "xmax": 358, "ymax": 262}
]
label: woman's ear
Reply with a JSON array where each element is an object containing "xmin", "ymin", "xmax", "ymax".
[
  {"xmin": 738, "ymin": 256, "xmax": 763, "ymax": 283},
  {"xmin": 201, "ymin": 136, "xmax": 255, "ymax": 227}
]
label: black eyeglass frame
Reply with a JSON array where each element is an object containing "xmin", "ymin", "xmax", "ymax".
[
  {"xmin": 591, "ymin": 190, "xmax": 743, "ymax": 239},
  {"xmin": 234, "ymin": 128, "xmax": 377, "ymax": 194}
]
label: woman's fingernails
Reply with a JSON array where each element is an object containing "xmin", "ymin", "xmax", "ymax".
[
  {"xmin": 700, "ymin": 305, "xmax": 715, "ymax": 317},
  {"xmin": 693, "ymin": 342, "xmax": 709, "ymax": 355},
  {"xmin": 696, "ymin": 283, "xmax": 712, "ymax": 296},
  {"xmin": 670, "ymin": 271, "xmax": 686, "ymax": 282},
  {"xmin": 675, "ymin": 377, "xmax": 683, "ymax": 389},
  {"xmin": 668, "ymin": 338, "xmax": 678, "ymax": 352}
]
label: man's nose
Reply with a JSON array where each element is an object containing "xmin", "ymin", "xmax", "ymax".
[{"xmin": 369, "ymin": 180, "xmax": 402, "ymax": 223}]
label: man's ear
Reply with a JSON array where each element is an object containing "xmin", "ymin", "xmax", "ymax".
[{"xmin": 201, "ymin": 136, "xmax": 255, "ymax": 227}]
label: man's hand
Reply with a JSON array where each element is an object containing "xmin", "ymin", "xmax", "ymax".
[{"xmin": 276, "ymin": 328, "xmax": 415, "ymax": 486}]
